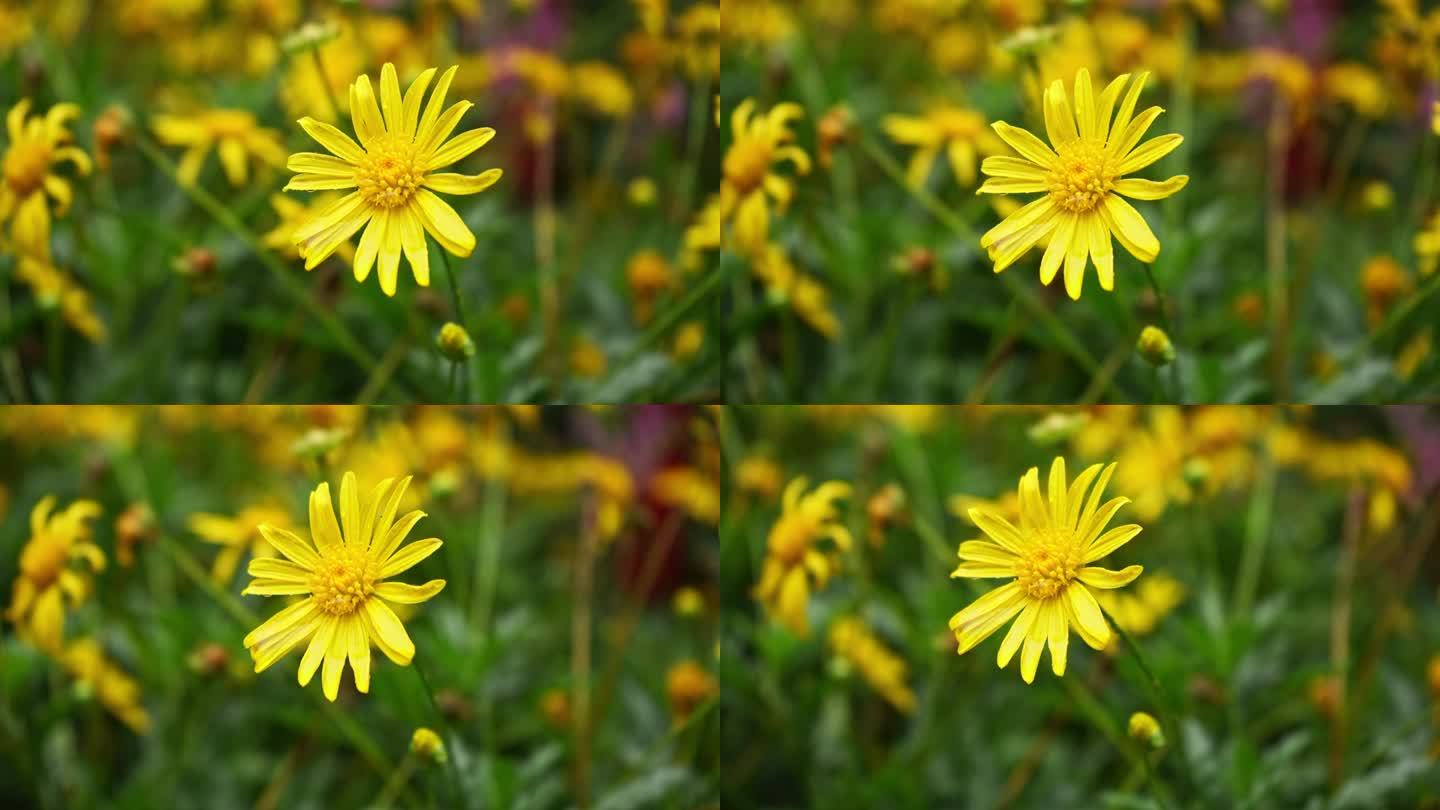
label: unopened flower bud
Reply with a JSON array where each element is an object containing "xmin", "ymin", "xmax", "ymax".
[
  {"xmin": 281, "ymin": 20, "xmax": 340, "ymax": 55},
  {"xmin": 437, "ymin": 322, "xmax": 475, "ymax": 361},
  {"xmin": 1128, "ymin": 711, "xmax": 1164, "ymax": 748},
  {"xmin": 410, "ymin": 727, "xmax": 447, "ymax": 764},
  {"xmin": 1137, "ymin": 325, "xmax": 1176, "ymax": 366}
]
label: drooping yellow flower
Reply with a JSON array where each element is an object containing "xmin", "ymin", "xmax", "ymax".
[
  {"xmin": 978, "ymin": 70, "xmax": 1189, "ymax": 299},
  {"xmin": 286, "ymin": 63, "xmax": 503, "ymax": 296},
  {"xmin": 883, "ymin": 104, "xmax": 1003, "ymax": 189},
  {"xmin": 15, "ymin": 256, "xmax": 107, "ymax": 342},
  {"xmin": 829, "ymin": 616, "xmax": 916, "ymax": 713},
  {"xmin": 948, "ymin": 458, "xmax": 1143, "ymax": 683},
  {"xmin": 722, "ymin": 100, "xmax": 810, "ymax": 256},
  {"xmin": 753, "ymin": 478, "xmax": 852, "ymax": 636},
  {"xmin": 751, "ymin": 243, "xmax": 841, "ymax": 340},
  {"xmin": 5, "ymin": 496, "xmax": 104, "ymax": 653},
  {"xmin": 188, "ymin": 502, "xmax": 295, "ymax": 584},
  {"xmin": 0, "ymin": 99, "xmax": 91, "ymax": 258},
  {"xmin": 151, "ymin": 109, "xmax": 286, "ymax": 187},
  {"xmin": 58, "ymin": 636, "xmax": 151, "ymax": 733},
  {"xmin": 242, "ymin": 473, "xmax": 445, "ymax": 701}
]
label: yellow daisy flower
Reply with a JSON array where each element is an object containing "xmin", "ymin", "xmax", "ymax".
[
  {"xmin": 0, "ymin": 99, "xmax": 91, "ymax": 258},
  {"xmin": 977, "ymin": 70, "xmax": 1189, "ymax": 299},
  {"xmin": 242, "ymin": 472, "xmax": 445, "ymax": 701},
  {"xmin": 948, "ymin": 458, "xmax": 1143, "ymax": 684},
  {"xmin": 4, "ymin": 496, "xmax": 105, "ymax": 653},
  {"xmin": 752, "ymin": 477, "xmax": 851, "ymax": 636},
  {"xmin": 151, "ymin": 108, "xmax": 287, "ymax": 187},
  {"xmin": 721, "ymin": 99, "xmax": 810, "ymax": 256},
  {"xmin": 285, "ymin": 62, "xmax": 503, "ymax": 296},
  {"xmin": 188, "ymin": 501, "xmax": 295, "ymax": 584},
  {"xmin": 882, "ymin": 103, "xmax": 1003, "ymax": 189}
]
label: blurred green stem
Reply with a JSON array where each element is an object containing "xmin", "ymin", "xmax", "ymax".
[
  {"xmin": 309, "ymin": 48, "xmax": 341, "ymax": 122},
  {"xmin": 412, "ymin": 657, "xmax": 464, "ymax": 803},
  {"xmin": 1107, "ymin": 617, "xmax": 1189, "ymax": 799},
  {"xmin": 858, "ymin": 135, "xmax": 1106, "ymax": 385},
  {"xmin": 1264, "ymin": 100, "xmax": 1291, "ymax": 400},
  {"xmin": 46, "ymin": 311, "xmax": 63, "ymax": 402},
  {"xmin": 134, "ymin": 134, "xmax": 381, "ymax": 378},
  {"xmin": 434, "ymin": 241, "xmax": 468, "ymax": 330},
  {"xmin": 1233, "ymin": 452, "xmax": 1276, "ymax": 617},
  {"xmin": 373, "ymin": 751, "xmax": 417, "ymax": 810}
]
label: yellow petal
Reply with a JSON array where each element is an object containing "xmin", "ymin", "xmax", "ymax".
[
  {"xmin": 996, "ymin": 600, "xmax": 1036, "ymax": 668},
  {"xmin": 373, "ymin": 510, "xmax": 427, "ymax": 564},
  {"xmin": 285, "ymin": 174, "xmax": 358, "ymax": 192},
  {"xmin": 371, "ymin": 476, "xmax": 411, "ymax": 551},
  {"xmin": 1064, "ymin": 463, "xmax": 1104, "ymax": 531},
  {"xmin": 413, "ymin": 189, "xmax": 476, "ymax": 257},
  {"xmin": 242, "ymin": 580, "xmax": 312, "ymax": 596},
  {"xmin": 1047, "ymin": 457, "xmax": 1068, "ymax": 529},
  {"xmin": 956, "ymin": 539, "xmax": 1019, "ymax": 566},
  {"xmin": 1086, "ymin": 214, "xmax": 1114, "ymax": 293},
  {"xmin": 1064, "ymin": 585, "xmax": 1111, "ymax": 649},
  {"xmin": 353, "ymin": 210, "xmax": 387, "ymax": 282},
  {"xmin": 363, "ymin": 598, "xmax": 415, "ymax": 665},
  {"xmin": 1043, "ymin": 80, "xmax": 1078, "ymax": 148},
  {"xmin": 777, "ymin": 567, "xmax": 810, "ymax": 635},
  {"xmin": 1077, "ymin": 565, "xmax": 1143, "ymax": 590},
  {"xmin": 1063, "ymin": 220, "xmax": 1090, "ymax": 300},
  {"xmin": 218, "ymin": 138, "xmax": 248, "ymax": 186},
  {"xmin": 347, "ymin": 616, "xmax": 371, "ymax": 694},
  {"xmin": 375, "ymin": 579, "xmax": 447, "ymax": 604},
  {"xmin": 417, "ymin": 101, "xmax": 474, "ymax": 157},
  {"xmin": 1106, "ymin": 72, "xmax": 1150, "ymax": 157},
  {"xmin": 379, "ymin": 63, "xmax": 404, "ymax": 134},
  {"xmin": 1046, "ymin": 600, "xmax": 1069, "ymax": 677},
  {"xmin": 243, "ymin": 596, "xmax": 317, "ymax": 648},
  {"xmin": 424, "ymin": 169, "xmax": 503, "ymax": 196},
  {"xmin": 321, "ymin": 622, "xmax": 348, "ymax": 701},
  {"xmin": 968, "ymin": 510, "xmax": 1026, "ymax": 553},
  {"xmin": 980, "ymin": 155, "xmax": 1048, "ymax": 181},
  {"xmin": 287, "ymin": 152, "xmax": 354, "ymax": 176},
  {"xmin": 310, "ymin": 482, "xmax": 344, "ymax": 552},
  {"xmin": 298, "ymin": 117, "xmax": 365, "ymax": 164},
  {"xmin": 400, "ymin": 67, "xmax": 437, "ymax": 139},
  {"xmin": 1117, "ymin": 133, "xmax": 1183, "ymax": 176},
  {"xmin": 426, "ymin": 127, "xmax": 496, "ymax": 171},
  {"xmin": 415, "ymin": 66, "xmax": 459, "ymax": 146},
  {"xmin": 398, "ymin": 208, "xmax": 430, "ymax": 290},
  {"xmin": 340, "ymin": 472, "xmax": 361, "ymax": 546},
  {"xmin": 257, "ymin": 524, "xmax": 320, "ymax": 569},
  {"xmin": 952, "ymin": 584, "xmax": 1027, "ymax": 656},
  {"xmin": 1074, "ymin": 69, "xmax": 1096, "ymax": 141},
  {"xmin": 246, "ymin": 558, "xmax": 310, "ymax": 582},
  {"xmin": 298, "ymin": 615, "xmax": 337, "ymax": 686},
  {"xmin": 1111, "ymin": 106, "xmax": 1164, "ymax": 162},
  {"xmin": 1100, "ymin": 195, "xmax": 1160, "ymax": 263},
  {"xmin": 1039, "ymin": 213, "xmax": 1075, "ymax": 287},
  {"xmin": 1113, "ymin": 176, "xmax": 1190, "ymax": 200},
  {"xmin": 991, "ymin": 121, "xmax": 1058, "ymax": 167},
  {"xmin": 379, "ymin": 537, "xmax": 442, "ymax": 579},
  {"xmin": 1084, "ymin": 525, "xmax": 1143, "ymax": 563}
]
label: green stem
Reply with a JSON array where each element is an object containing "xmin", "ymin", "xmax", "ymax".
[
  {"xmin": 1106, "ymin": 613, "xmax": 1190, "ymax": 797},
  {"xmin": 134, "ymin": 134, "xmax": 380, "ymax": 377},
  {"xmin": 616, "ymin": 257, "xmax": 733, "ymax": 368},
  {"xmin": 412, "ymin": 657, "xmax": 464, "ymax": 803},
  {"xmin": 372, "ymin": 751, "xmax": 416, "ymax": 810},
  {"xmin": 46, "ymin": 311, "xmax": 63, "ymax": 402},
  {"xmin": 310, "ymin": 48, "xmax": 341, "ymax": 123},
  {"xmin": 859, "ymin": 134, "xmax": 1104, "ymax": 381},
  {"xmin": 1234, "ymin": 451, "xmax": 1276, "ymax": 617},
  {"xmin": 434, "ymin": 241, "xmax": 468, "ymax": 329}
]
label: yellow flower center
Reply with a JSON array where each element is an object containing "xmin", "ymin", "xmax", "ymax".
[
  {"xmin": 1047, "ymin": 140, "xmax": 1115, "ymax": 214},
  {"xmin": 309, "ymin": 546, "xmax": 377, "ymax": 615},
  {"xmin": 1015, "ymin": 529, "xmax": 1084, "ymax": 600},
  {"xmin": 724, "ymin": 138, "xmax": 772, "ymax": 196},
  {"xmin": 767, "ymin": 514, "xmax": 813, "ymax": 564},
  {"xmin": 19, "ymin": 535, "xmax": 68, "ymax": 588},
  {"xmin": 356, "ymin": 135, "xmax": 424, "ymax": 209},
  {"xmin": 3, "ymin": 138, "xmax": 52, "ymax": 198}
]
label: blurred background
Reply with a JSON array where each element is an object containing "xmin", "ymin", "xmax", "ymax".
[
  {"xmin": 0, "ymin": 0, "xmax": 721, "ymax": 403},
  {"xmin": 0, "ymin": 404, "xmax": 719, "ymax": 808},
  {"xmin": 720, "ymin": 405, "xmax": 1440, "ymax": 808}
]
